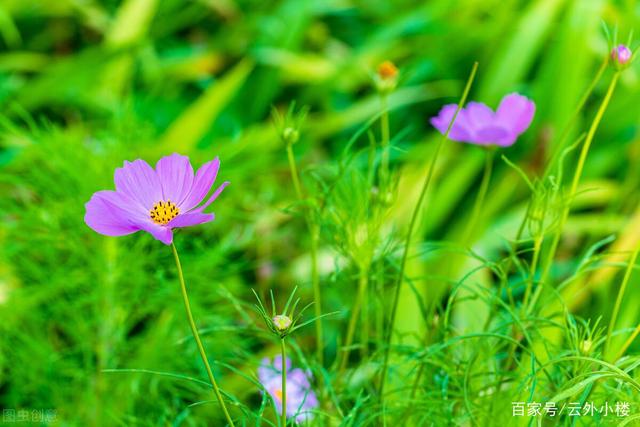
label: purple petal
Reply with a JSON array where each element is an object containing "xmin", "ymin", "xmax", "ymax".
[
  {"xmin": 430, "ymin": 104, "xmax": 475, "ymax": 142},
  {"xmin": 288, "ymin": 369, "xmax": 311, "ymax": 389},
  {"xmin": 475, "ymin": 126, "xmax": 516, "ymax": 146},
  {"xmin": 155, "ymin": 153, "xmax": 195, "ymax": 207},
  {"xmin": 496, "ymin": 93, "xmax": 535, "ymax": 135},
  {"xmin": 273, "ymin": 355, "xmax": 292, "ymax": 372},
  {"xmin": 114, "ymin": 159, "xmax": 163, "ymax": 210},
  {"xmin": 258, "ymin": 359, "xmax": 276, "ymax": 384},
  {"xmin": 84, "ymin": 191, "xmax": 140, "ymax": 237},
  {"xmin": 194, "ymin": 181, "xmax": 229, "ymax": 213},
  {"xmin": 180, "ymin": 157, "xmax": 220, "ymax": 211},
  {"xmin": 132, "ymin": 220, "xmax": 174, "ymax": 245},
  {"xmin": 465, "ymin": 102, "xmax": 495, "ymax": 128},
  {"xmin": 168, "ymin": 212, "xmax": 215, "ymax": 228}
]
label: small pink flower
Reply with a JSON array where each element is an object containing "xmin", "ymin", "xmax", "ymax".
[
  {"xmin": 431, "ymin": 93, "xmax": 535, "ymax": 147},
  {"xmin": 258, "ymin": 356, "xmax": 318, "ymax": 422},
  {"xmin": 611, "ymin": 44, "xmax": 632, "ymax": 66},
  {"xmin": 84, "ymin": 153, "xmax": 229, "ymax": 245}
]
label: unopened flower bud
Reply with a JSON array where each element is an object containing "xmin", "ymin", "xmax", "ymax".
[
  {"xmin": 378, "ymin": 61, "xmax": 398, "ymax": 80},
  {"xmin": 581, "ymin": 339, "xmax": 592, "ymax": 354},
  {"xmin": 611, "ymin": 44, "xmax": 632, "ymax": 69},
  {"xmin": 375, "ymin": 61, "xmax": 398, "ymax": 94},
  {"xmin": 282, "ymin": 127, "xmax": 299, "ymax": 145},
  {"xmin": 273, "ymin": 315, "xmax": 292, "ymax": 332}
]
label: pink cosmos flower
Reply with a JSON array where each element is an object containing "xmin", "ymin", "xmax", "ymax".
[
  {"xmin": 430, "ymin": 93, "xmax": 535, "ymax": 147},
  {"xmin": 84, "ymin": 153, "xmax": 228, "ymax": 245},
  {"xmin": 258, "ymin": 356, "xmax": 319, "ymax": 423}
]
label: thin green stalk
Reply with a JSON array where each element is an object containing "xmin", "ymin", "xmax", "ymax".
[
  {"xmin": 614, "ymin": 324, "xmax": 640, "ymax": 362},
  {"xmin": 310, "ymin": 229, "xmax": 323, "ymax": 367},
  {"xmin": 522, "ymin": 234, "xmax": 543, "ymax": 311},
  {"xmin": 605, "ymin": 243, "xmax": 640, "ymax": 358},
  {"xmin": 171, "ymin": 243, "xmax": 235, "ymax": 427},
  {"xmin": 536, "ymin": 71, "xmax": 621, "ymax": 296},
  {"xmin": 286, "ymin": 142, "xmax": 324, "ymax": 367},
  {"xmin": 286, "ymin": 143, "xmax": 304, "ymax": 201},
  {"xmin": 280, "ymin": 338, "xmax": 287, "ymax": 427},
  {"xmin": 463, "ymin": 148, "xmax": 496, "ymax": 242},
  {"xmin": 339, "ymin": 266, "xmax": 369, "ymax": 373},
  {"xmin": 380, "ymin": 94, "xmax": 390, "ymax": 191},
  {"xmin": 378, "ymin": 61, "xmax": 479, "ymax": 398},
  {"xmin": 361, "ymin": 266, "xmax": 370, "ymax": 360},
  {"xmin": 375, "ymin": 260, "xmax": 385, "ymax": 343}
]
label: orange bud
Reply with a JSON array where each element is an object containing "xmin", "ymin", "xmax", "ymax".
[{"xmin": 377, "ymin": 61, "xmax": 398, "ymax": 80}]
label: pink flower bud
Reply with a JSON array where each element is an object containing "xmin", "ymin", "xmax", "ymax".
[{"xmin": 612, "ymin": 44, "xmax": 632, "ymax": 66}]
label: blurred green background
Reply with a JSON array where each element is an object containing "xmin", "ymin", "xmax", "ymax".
[{"xmin": 1, "ymin": 0, "xmax": 640, "ymax": 425}]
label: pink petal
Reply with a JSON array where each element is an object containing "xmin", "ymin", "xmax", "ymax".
[
  {"xmin": 114, "ymin": 159, "xmax": 163, "ymax": 211},
  {"xmin": 475, "ymin": 126, "xmax": 516, "ymax": 146},
  {"xmin": 465, "ymin": 102, "xmax": 495, "ymax": 128},
  {"xmin": 168, "ymin": 212, "xmax": 215, "ymax": 228},
  {"xmin": 180, "ymin": 157, "xmax": 220, "ymax": 211},
  {"xmin": 273, "ymin": 355, "xmax": 292, "ymax": 371},
  {"xmin": 155, "ymin": 153, "xmax": 194, "ymax": 207},
  {"xmin": 496, "ymin": 93, "xmax": 535, "ymax": 135},
  {"xmin": 132, "ymin": 220, "xmax": 174, "ymax": 245},
  {"xmin": 430, "ymin": 104, "xmax": 475, "ymax": 142},
  {"xmin": 84, "ymin": 191, "xmax": 140, "ymax": 237},
  {"xmin": 193, "ymin": 181, "xmax": 229, "ymax": 213}
]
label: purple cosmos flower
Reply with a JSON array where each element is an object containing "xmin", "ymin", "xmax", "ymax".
[
  {"xmin": 430, "ymin": 93, "xmax": 535, "ymax": 147},
  {"xmin": 611, "ymin": 44, "xmax": 632, "ymax": 66},
  {"xmin": 84, "ymin": 153, "xmax": 228, "ymax": 245},
  {"xmin": 258, "ymin": 356, "xmax": 319, "ymax": 423}
]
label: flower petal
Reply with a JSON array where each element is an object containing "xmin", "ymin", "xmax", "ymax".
[
  {"xmin": 496, "ymin": 93, "xmax": 535, "ymax": 135},
  {"xmin": 168, "ymin": 212, "xmax": 215, "ymax": 228},
  {"xmin": 475, "ymin": 126, "xmax": 516, "ymax": 146},
  {"xmin": 155, "ymin": 153, "xmax": 195, "ymax": 207},
  {"xmin": 180, "ymin": 157, "xmax": 220, "ymax": 211},
  {"xmin": 194, "ymin": 181, "xmax": 229, "ymax": 213},
  {"xmin": 430, "ymin": 104, "xmax": 475, "ymax": 142},
  {"xmin": 114, "ymin": 159, "xmax": 163, "ymax": 210},
  {"xmin": 465, "ymin": 102, "xmax": 495, "ymax": 128},
  {"xmin": 131, "ymin": 220, "xmax": 174, "ymax": 245},
  {"xmin": 84, "ymin": 191, "xmax": 140, "ymax": 237},
  {"xmin": 273, "ymin": 355, "xmax": 292, "ymax": 372},
  {"xmin": 258, "ymin": 358, "xmax": 278, "ymax": 384}
]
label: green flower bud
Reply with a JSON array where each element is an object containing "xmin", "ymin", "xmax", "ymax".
[{"xmin": 273, "ymin": 315, "xmax": 292, "ymax": 332}]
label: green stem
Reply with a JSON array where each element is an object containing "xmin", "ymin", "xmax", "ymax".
[
  {"xmin": 614, "ymin": 323, "xmax": 640, "ymax": 362},
  {"xmin": 171, "ymin": 243, "xmax": 235, "ymax": 427},
  {"xmin": 339, "ymin": 266, "xmax": 368, "ymax": 373},
  {"xmin": 280, "ymin": 338, "xmax": 287, "ymax": 427},
  {"xmin": 605, "ymin": 243, "xmax": 640, "ymax": 358},
  {"xmin": 286, "ymin": 143, "xmax": 304, "ymax": 201},
  {"xmin": 361, "ymin": 267, "xmax": 370, "ymax": 360},
  {"xmin": 286, "ymin": 142, "xmax": 324, "ymax": 367},
  {"xmin": 380, "ymin": 94, "xmax": 390, "ymax": 191},
  {"xmin": 310, "ymin": 229, "xmax": 323, "ymax": 367},
  {"xmin": 522, "ymin": 234, "xmax": 543, "ymax": 311},
  {"xmin": 537, "ymin": 71, "xmax": 621, "ymax": 293},
  {"xmin": 378, "ymin": 62, "xmax": 479, "ymax": 398},
  {"xmin": 463, "ymin": 148, "xmax": 495, "ymax": 243}
]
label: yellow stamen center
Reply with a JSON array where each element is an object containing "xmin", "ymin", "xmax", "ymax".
[
  {"xmin": 149, "ymin": 200, "xmax": 179, "ymax": 225},
  {"xmin": 274, "ymin": 389, "xmax": 283, "ymax": 400}
]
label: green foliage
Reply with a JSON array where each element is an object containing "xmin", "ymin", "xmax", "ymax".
[{"xmin": 1, "ymin": 0, "xmax": 640, "ymax": 426}]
